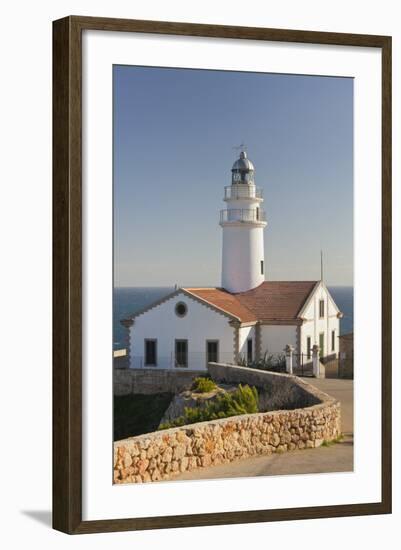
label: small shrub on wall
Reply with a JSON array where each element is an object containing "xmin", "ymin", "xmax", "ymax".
[{"xmin": 191, "ymin": 377, "xmax": 217, "ymax": 393}]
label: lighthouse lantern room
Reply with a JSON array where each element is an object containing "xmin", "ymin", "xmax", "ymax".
[{"xmin": 220, "ymin": 150, "xmax": 267, "ymax": 293}]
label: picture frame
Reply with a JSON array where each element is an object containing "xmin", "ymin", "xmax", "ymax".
[{"xmin": 52, "ymin": 15, "xmax": 392, "ymax": 534}]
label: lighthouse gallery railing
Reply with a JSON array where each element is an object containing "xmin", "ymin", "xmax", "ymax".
[
  {"xmin": 224, "ymin": 185, "xmax": 263, "ymax": 200},
  {"xmin": 220, "ymin": 208, "xmax": 266, "ymax": 223}
]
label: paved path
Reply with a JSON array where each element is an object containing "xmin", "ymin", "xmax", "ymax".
[{"xmin": 174, "ymin": 378, "xmax": 354, "ymax": 481}]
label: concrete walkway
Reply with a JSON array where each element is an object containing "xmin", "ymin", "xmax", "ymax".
[{"xmin": 174, "ymin": 378, "xmax": 353, "ymax": 481}]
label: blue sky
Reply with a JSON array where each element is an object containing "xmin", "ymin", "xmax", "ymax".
[{"xmin": 114, "ymin": 65, "xmax": 353, "ymax": 287}]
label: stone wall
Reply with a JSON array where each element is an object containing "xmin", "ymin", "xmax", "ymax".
[
  {"xmin": 114, "ymin": 368, "xmax": 205, "ymax": 396},
  {"xmin": 208, "ymin": 363, "xmax": 322, "ymax": 411},
  {"xmin": 114, "ymin": 364, "xmax": 341, "ymax": 484},
  {"xmin": 339, "ymin": 333, "xmax": 354, "ymax": 379}
]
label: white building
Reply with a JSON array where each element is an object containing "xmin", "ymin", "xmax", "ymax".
[{"xmin": 122, "ymin": 150, "xmax": 342, "ymax": 371}]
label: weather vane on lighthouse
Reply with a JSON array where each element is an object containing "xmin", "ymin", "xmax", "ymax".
[{"xmin": 232, "ymin": 142, "xmax": 247, "ymax": 155}]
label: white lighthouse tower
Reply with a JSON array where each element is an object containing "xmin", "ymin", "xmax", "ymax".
[{"xmin": 220, "ymin": 150, "xmax": 267, "ymax": 293}]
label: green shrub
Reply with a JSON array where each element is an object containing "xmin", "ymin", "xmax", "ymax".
[
  {"xmin": 239, "ymin": 351, "xmax": 286, "ymax": 372},
  {"xmin": 158, "ymin": 384, "xmax": 259, "ymax": 430},
  {"xmin": 192, "ymin": 376, "xmax": 217, "ymax": 393}
]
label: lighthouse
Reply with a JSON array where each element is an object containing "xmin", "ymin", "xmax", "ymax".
[
  {"xmin": 123, "ymin": 147, "xmax": 342, "ymax": 376},
  {"xmin": 220, "ymin": 150, "xmax": 267, "ymax": 293}
]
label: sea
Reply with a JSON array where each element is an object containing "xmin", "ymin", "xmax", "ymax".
[{"xmin": 113, "ymin": 286, "xmax": 353, "ymax": 350}]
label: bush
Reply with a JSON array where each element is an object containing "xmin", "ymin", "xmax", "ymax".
[
  {"xmin": 238, "ymin": 351, "xmax": 286, "ymax": 372},
  {"xmin": 192, "ymin": 376, "xmax": 217, "ymax": 393},
  {"xmin": 158, "ymin": 384, "xmax": 259, "ymax": 430}
]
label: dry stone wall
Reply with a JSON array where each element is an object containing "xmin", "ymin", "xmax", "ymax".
[
  {"xmin": 114, "ymin": 364, "xmax": 341, "ymax": 484},
  {"xmin": 208, "ymin": 363, "xmax": 322, "ymax": 411},
  {"xmin": 114, "ymin": 368, "xmax": 205, "ymax": 396}
]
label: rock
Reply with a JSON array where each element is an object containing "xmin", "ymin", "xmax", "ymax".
[
  {"xmin": 127, "ymin": 443, "xmax": 140, "ymax": 456},
  {"xmin": 141, "ymin": 439, "xmax": 151, "ymax": 450},
  {"xmin": 281, "ymin": 430, "xmax": 292, "ymax": 444},
  {"xmin": 226, "ymin": 449, "xmax": 235, "ymax": 460},
  {"xmin": 159, "ymin": 383, "xmax": 237, "ymax": 426},
  {"xmin": 142, "ymin": 472, "xmax": 151, "ymax": 482},
  {"xmin": 117, "ymin": 446, "xmax": 126, "ymax": 458},
  {"xmin": 194, "ymin": 441, "xmax": 206, "ymax": 456},
  {"xmin": 186, "ymin": 444, "xmax": 193, "ymax": 456},
  {"xmin": 173, "ymin": 443, "xmax": 186, "ymax": 460},
  {"xmin": 123, "ymin": 452, "xmax": 133, "ymax": 468},
  {"xmin": 180, "ymin": 457, "xmax": 189, "ymax": 472},
  {"xmin": 138, "ymin": 459, "xmax": 149, "ymax": 475},
  {"xmin": 152, "ymin": 469, "xmax": 161, "ymax": 481},
  {"xmin": 271, "ymin": 433, "xmax": 280, "ymax": 447},
  {"xmin": 162, "ymin": 447, "xmax": 173, "ymax": 463},
  {"xmin": 201, "ymin": 454, "xmax": 212, "ymax": 468},
  {"xmin": 176, "ymin": 431, "xmax": 191, "ymax": 445},
  {"xmin": 147, "ymin": 445, "xmax": 156, "ymax": 459}
]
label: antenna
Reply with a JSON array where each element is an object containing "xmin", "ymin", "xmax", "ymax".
[
  {"xmin": 233, "ymin": 142, "xmax": 247, "ymax": 155},
  {"xmin": 320, "ymin": 250, "xmax": 324, "ymax": 282}
]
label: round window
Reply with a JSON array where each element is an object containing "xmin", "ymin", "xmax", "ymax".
[{"xmin": 175, "ymin": 302, "xmax": 187, "ymax": 317}]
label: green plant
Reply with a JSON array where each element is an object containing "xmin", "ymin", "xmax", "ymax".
[
  {"xmin": 192, "ymin": 376, "xmax": 217, "ymax": 393},
  {"xmin": 321, "ymin": 434, "xmax": 344, "ymax": 447},
  {"xmin": 158, "ymin": 384, "xmax": 259, "ymax": 430},
  {"xmin": 238, "ymin": 351, "xmax": 286, "ymax": 372}
]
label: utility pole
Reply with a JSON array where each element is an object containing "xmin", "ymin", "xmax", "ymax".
[{"xmin": 320, "ymin": 250, "xmax": 324, "ymax": 282}]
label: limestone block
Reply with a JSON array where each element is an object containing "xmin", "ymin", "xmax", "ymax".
[
  {"xmin": 161, "ymin": 447, "xmax": 173, "ymax": 463},
  {"xmin": 173, "ymin": 443, "xmax": 187, "ymax": 461},
  {"xmin": 123, "ymin": 452, "xmax": 133, "ymax": 469}
]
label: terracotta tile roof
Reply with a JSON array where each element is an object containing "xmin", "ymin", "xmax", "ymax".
[
  {"xmin": 234, "ymin": 281, "xmax": 319, "ymax": 322},
  {"xmin": 184, "ymin": 287, "xmax": 256, "ymax": 322},
  {"xmin": 185, "ymin": 281, "xmax": 319, "ymax": 324}
]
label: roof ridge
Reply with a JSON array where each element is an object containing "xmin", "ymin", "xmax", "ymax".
[
  {"xmin": 260, "ymin": 280, "xmax": 319, "ymax": 283},
  {"xmin": 183, "ymin": 286, "xmax": 219, "ymax": 290}
]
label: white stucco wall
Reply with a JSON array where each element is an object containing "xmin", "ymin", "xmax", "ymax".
[
  {"xmin": 260, "ymin": 325, "xmax": 297, "ymax": 356},
  {"xmin": 221, "ymin": 225, "xmax": 265, "ymax": 293},
  {"xmin": 300, "ymin": 283, "xmax": 340, "ymax": 358},
  {"xmin": 238, "ymin": 325, "xmax": 255, "ymax": 360},
  {"xmin": 128, "ymin": 291, "xmax": 235, "ymax": 371}
]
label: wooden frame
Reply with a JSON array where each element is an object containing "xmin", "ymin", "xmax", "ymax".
[{"xmin": 53, "ymin": 15, "xmax": 392, "ymax": 534}]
